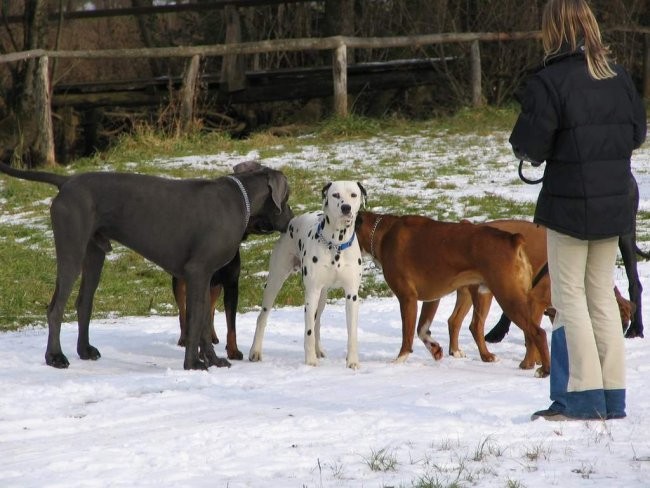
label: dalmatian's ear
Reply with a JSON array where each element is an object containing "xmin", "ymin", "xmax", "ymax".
[
  {"xmin": 357, "ymin": 182, "xmax": 368, "ymax": 208},
  {"xmin": 321, "ymin": 182, "xmax": 332, "ymax": 202}
]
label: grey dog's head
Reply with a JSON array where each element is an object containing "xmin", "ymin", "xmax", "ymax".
[
  {"xmin": 321, "ymin": 181, "xmax": 367, "ymax": 230},
  {"xmin": 233, "ymin": 161, "xmax": 294, "ymax": 234}
]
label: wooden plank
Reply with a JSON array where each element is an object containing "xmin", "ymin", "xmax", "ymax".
[
  {"xmin": 0, "ymin": 32, "xmax": 543, "ymax": 64},
  {"xmin": 4, "ymin": 0, "xmax": 321, "ymax": 24},
  {"xmin": 51, "ymin": 58, "xmax": 449, "ymax": 108}
]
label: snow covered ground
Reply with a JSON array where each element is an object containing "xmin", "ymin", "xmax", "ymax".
[{"xmin": 1, "ymin": 129, "xmax": 649, "ymax": 487}]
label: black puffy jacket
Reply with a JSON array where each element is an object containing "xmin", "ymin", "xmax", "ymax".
[{"xmin": 510, "ymin": 48, "xmax": 647, "ymax": 240}]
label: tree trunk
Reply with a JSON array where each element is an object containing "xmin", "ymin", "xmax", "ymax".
[
  {"xmin": 325, "ymin": 0, "xmax": 355, "ymax": 63},
  {"xmin": 221, "ymin": 5, "xmax": 246, "ymax": 92},
  {"xmin": 5, "ymin": 0, "xmax": 56, "ymax": 167},
  {"xmin": 131, "ymin": 0, "xmax": 163, "ymax": 77}
]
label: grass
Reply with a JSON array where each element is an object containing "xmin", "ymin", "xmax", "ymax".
[
  {"xmin": 0, "ymin": 105, "xmax": 582, "ymax": 331},
  {"xmin": 364, "ymin": 447, "xmax": 399, "ymax": 472}
]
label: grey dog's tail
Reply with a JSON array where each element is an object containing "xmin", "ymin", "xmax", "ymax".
[{"xmin": 0, "ymin": 162, "xmax": 69, "ymax": 188}]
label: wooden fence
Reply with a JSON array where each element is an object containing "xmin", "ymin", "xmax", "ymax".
[{"xmin": 0, "ymin": 28, "xmax": 648, "ymax": 165}]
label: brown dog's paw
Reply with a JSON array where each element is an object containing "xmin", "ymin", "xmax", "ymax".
[
  {"xmin": 424, "ymin": 340, "xmax": 443, "ymax": 361},
  {"xmin": 227, "ymin": 347, "xmax": 244, "ymax": 360},
  {"xmin": 518, "ymin": 359, "xmax": 535, "ymax": 370},
  {"xmin": 535, "ymin": 366, "xmax": 550, "ymax": 378}
]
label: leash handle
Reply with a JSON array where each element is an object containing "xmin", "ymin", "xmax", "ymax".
[{"xmin": 518, "ymin": 159, "xmax": 544, "ymax": 185}]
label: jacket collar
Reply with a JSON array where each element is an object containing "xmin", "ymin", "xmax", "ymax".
[{"xmin": 543, "ymin": 41, "xmax": 585, "ymax": 67}]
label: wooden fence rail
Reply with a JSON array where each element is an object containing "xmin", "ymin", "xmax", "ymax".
[{"xmin": 0, "ymin": 28, "xmax": 648, "ymax": 165}]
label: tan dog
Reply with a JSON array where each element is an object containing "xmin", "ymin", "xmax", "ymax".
[
  {"xmin": 416, "ymin": 220, "xmax": 548, "ymax": 365},
  {"xmin": 355, "ymin": 211, "xmax": 550, "ymax": 377},
  {"xmin": 420, "ymin": 220, "xmax": 634, "ymax": 365}
]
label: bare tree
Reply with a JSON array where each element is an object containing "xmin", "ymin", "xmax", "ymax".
[{"xmin": 0, "ymin": 0, "xmax": 54, "ymax": 167}]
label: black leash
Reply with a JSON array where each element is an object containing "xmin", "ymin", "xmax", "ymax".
[
  {"xmin": 532, "ymin": 262, "xmax": 549, "ymax": 288},
  {"xmin": 518, "ymin": 159, "xmax": 544, "ymax": 185}
]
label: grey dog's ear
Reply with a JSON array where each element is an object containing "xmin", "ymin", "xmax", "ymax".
[
  {"xmin": 267, "ymin": 172, "xmax": 289, "ymax": 211},
  {"xmin": 321, "ymin": 182, "xmax": 332, "ymax": 201},
  {"xmin": 357, "ymin": 182, "xmax": 368, "ymax": 207},
  {"xmin": 233, "ymin": 160, "xmax": 262, "ymax": 173}
]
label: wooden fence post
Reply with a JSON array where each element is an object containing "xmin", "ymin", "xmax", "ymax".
[
  {"xmin": 332, "ymin": 42, "xmax": 348, "ymax": 117},
  {"xmin": 470, "ymin": 40, "xmax": 484, "ymax": 107},
  {"xmin": 180, "ymin": 54, "xmax": 201, "ymax": 133},
  {"xmin": 35, "ymin": 55, "xmax": 56, "ymax": 166}
]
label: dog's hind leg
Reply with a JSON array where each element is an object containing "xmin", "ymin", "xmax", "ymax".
[
  {"xmin": 174, "ymin": 277, "xmax": 221, "ymax": 347},
  {"xmin": 314, "ymin": 288, "xmax": 328, "ymax": 359},
  {"xmin": 209, "ymin": 284, "xmax": 222, "ymax": 345},
  {"xmin": 468, "ymin": 287, "xmax": 497, "ymax": 363},
  {"xmin": 46, "ymin": 272, "xmax": 79, "ymax": 368},
  {"xmin": 303, "ymin": 285, "xmax": 325, "ymax": 366},
  {"xmin": 222, "ymin": 262, "xmax": 243, "ymax": 360},
  {"xmin": 447, "ymin": 288, "xmax": 473, "ymax": 358},
  {"xmin": 45, "ymin": 202, "xmax": 91, "ymax": 368},
  {"xmin": 249, "ymin": 235, "xmax": 298, "ymax": 362},
  {"xmin": 74, "ymin": 239, "xmax": 107, "ymax": 361},
  {"xmin": 619, "ymin": 233, "xmax": 644, "ymax": 338},
  {"xmin": 416, "ymin": 300, "xmax": 443, "ymax": 360}
]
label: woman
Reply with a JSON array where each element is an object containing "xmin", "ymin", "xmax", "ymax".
[{"xmin": 510, "ymin": 0, "xmax": 646, "ymax": 420}]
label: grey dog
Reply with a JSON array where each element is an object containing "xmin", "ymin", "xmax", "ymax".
[{"xmin": 0, "ymin": 160, "xmax": 293, "ymax": 370}]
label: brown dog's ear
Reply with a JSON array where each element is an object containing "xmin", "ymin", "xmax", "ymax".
[
  {"xmin": 321, "ymin": 182, "xmax": 332, "ymax": 202},
  {"xmin": 355, "ymin": 213, "xmax": 363, "ymax": 231},
  {"xmin": 357, "ymin": 182, "xmax": 367, "ymax": 207},
  {"xmin": 233, "ymin": 161, "xmax": 262, "ymax": 173}
]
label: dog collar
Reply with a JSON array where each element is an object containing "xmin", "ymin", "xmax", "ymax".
[
  {"xmin": 369, "ymin": 215, "xmax": 383, "ymax": 258},
  {"xmin": 227, "ymin": 175, "xmax": 250, "ymax": 230},
  {"xmin": 315, "ymin": 219, "xmax": 356, "ymax": 252}
]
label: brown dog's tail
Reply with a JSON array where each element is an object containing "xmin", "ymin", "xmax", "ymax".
[{"xmin": 0, "ymin": 162, "xmax": 69, "ymax": 189}]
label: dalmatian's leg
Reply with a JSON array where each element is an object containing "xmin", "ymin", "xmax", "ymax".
[
  {"xmin": 314, "ymin": 288, "xmax": 327, "ymax": 359},
  {"xmin": 303, "ymin": 282, "xmax": 324, "ymax": 366},
  {"xmin": 343, "ymin": 267, "xmax": 362, "ymax": 370},
  {"xmin": 249, "ymin": 233, "xmax": 298, "ymax": 362}
]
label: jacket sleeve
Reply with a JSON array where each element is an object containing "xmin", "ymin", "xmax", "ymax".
[
  {"xmin": 620, "ymin": 67, "xmax": 647, "ymax": 150},
  {"xmin": 509, "ymin": 75, "xmax": 559, "ymax": 164}
]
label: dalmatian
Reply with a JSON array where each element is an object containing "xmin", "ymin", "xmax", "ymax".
[{"xmin": 249, "ymin": 181, "xmax": 367, "ymax": 369}]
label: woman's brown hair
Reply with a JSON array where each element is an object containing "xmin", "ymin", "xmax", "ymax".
[{"xmin": 541, "ymin": 0, "xmax": 616, "ymax": 79}]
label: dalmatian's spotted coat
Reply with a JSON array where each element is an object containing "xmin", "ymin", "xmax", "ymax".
[{"xmin": 249, "ymin": 181, "xmax": 366, "ymax": 368}]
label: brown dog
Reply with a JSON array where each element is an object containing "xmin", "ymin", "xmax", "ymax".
[
  {"xmin": 424, "ymin": 220, "xmax": 634, "ymax": 365},
  {"xmin": 416, "ymin": 220, "xmax": 549, "ymax": 365},
  {"xmin": 355, "ymin": 211, "xmax": 550, "ymax": 377}
]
